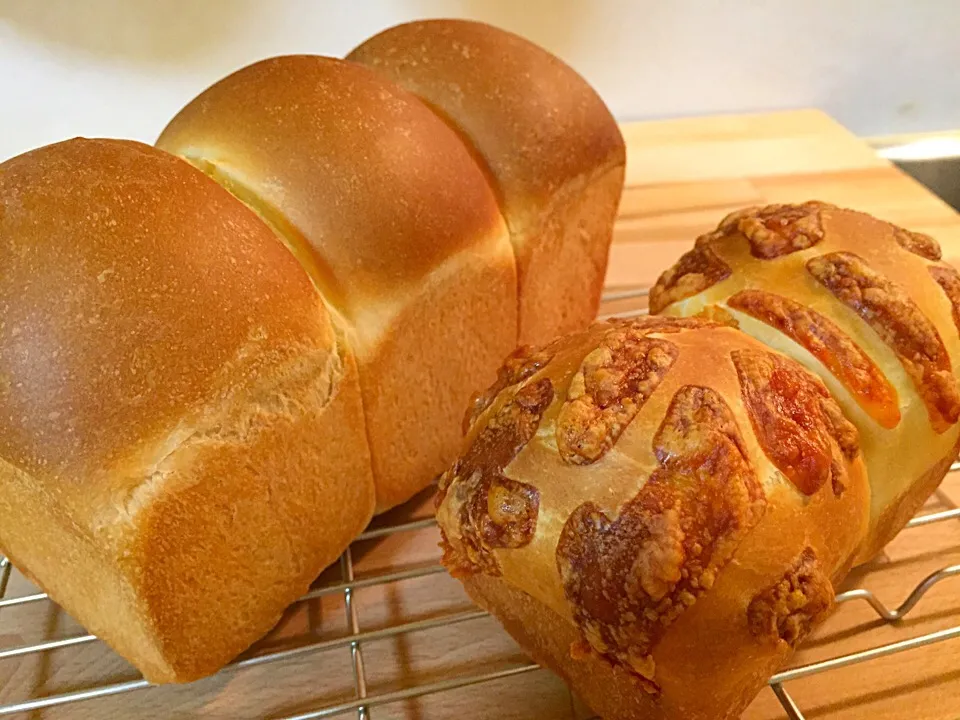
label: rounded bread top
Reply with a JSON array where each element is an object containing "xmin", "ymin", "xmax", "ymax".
[
  {"xmin": 648, "ymin": 202, "xmax": 960, "ymax": 552},
  {"xmin": 0, "ymin": 138, "xmax": 333, "ymax": 484},
  {"xmin": 348, "ymin": 19, "xmax": 626, "ymax": 234},
  {"xmin": 157, "ymin": 54, "xmax": 507, "ymax": 320},
  {"xmin": 436, "ymin": 316, "xmax": 868, "ymax": 690}
]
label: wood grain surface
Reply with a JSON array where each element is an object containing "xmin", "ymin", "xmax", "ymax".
[{"xmin": 2, "ymin": 109, "xmax": 960, "ymax": 719}]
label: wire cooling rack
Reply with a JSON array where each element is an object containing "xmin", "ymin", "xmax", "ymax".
[{"xmin": 1, "ymin": 285, "xmax": 959, "ymax": 719}]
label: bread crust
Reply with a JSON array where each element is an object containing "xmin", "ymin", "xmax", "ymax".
[
  {"xmin": 0, "ymin": 139, "xmax": 375, "ymax": 682},
  {"xmin": 157, "ymin": 55, "xmax": 518, "ymax": 511},
  {"xmin": 0, "ymin": 24, "xmax": 630, "ymax": 687},
  {"xmin": 651, "ymin": 203, "xmax": 960, "ymax": 559},
  {"xmin": 348, "ymin": 19, "xmax": 626, "ymax": 345},
  {"xmin": 438, "ymin": 317, "xmax": 870, "ymax": 717}
]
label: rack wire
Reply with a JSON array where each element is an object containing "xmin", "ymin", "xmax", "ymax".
[{"xmin": 0, "ymin": 284, "xmax": 958, "ymax": 719}]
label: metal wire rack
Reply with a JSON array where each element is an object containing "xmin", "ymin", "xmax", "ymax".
[{"xmin": 0, "ymin": 285, "xmax": 958, "ymax": 719}]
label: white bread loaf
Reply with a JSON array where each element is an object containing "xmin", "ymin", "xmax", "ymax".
[
  {"xmin": 0, "ymin": 138, "xmax": 375, "ymax": 683},
  {"xmin": 0, "ymin": 22, "xmax": 626, "ymax": 685},
  {"xmin": 348, "ymin": 19, "xmax": 627, "ymax": 346},
  {"xmin": 156, "ymin": 55, "xmax": 519, "ymax": 513}
]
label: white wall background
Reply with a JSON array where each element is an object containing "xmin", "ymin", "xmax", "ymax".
[{"xmin": 0, "ymin": 0, "xmax": 958, "ymax": 162}]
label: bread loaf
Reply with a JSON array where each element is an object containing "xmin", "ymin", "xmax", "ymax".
[
  {"xmin": 156, "ymin": 55, "xmax": 519, "ymax": 513},
  {"xmin": 437, "ymin": 316, "xmax": 870, "ymax": 720},
  {"xmin": 348, "ymin": 19, "xmax": 626, "ymax": 346},
  {"xmin": 649, "ymin": 202, "xmax": 960, "ymax": 561},
  {"xmin": 0, "ymin": 22, "xmax": 625, "ymax": 684},
  {"xmin": 0, "ymin": 138, "xmax": 376, "ymax": 683},
  {"xmin": 438, "ymin": 205, "xmax": 960, "ymax": 719}
]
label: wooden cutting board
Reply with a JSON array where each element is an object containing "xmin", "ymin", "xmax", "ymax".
[{"xmin": 2, "ymin": 109, "xmax": 960, "ymax": 720}]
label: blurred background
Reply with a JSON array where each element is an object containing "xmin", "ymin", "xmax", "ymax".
[{"xmin": 0, "ymin": 0, "xmax": 958, "ymax": 162}]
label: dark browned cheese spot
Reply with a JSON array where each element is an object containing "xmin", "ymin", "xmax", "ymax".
[
  {"xmin": 556, "ymin": 327, "xmax": 679, "ymax": 465},
  {"xmin": 747, "ymin": 547, "xmax": 834, "ymax": 646},
  {"xmin": 462, "ymin": 343, "xmax": 558, "ymax": 434},
  {"xmin": 808, "ymin": 252, "xmax": 960, "ymax": 433},
  {"xmin": 438, "ymin": 378, "xmax": 553, "ymax": 575},
  {"xmin": 716, "ymin": 201, "xmax": 833, "ymax": 260},
  {"xmin": 930, "ymin": 264, "xmax": 960, "ymax": 336},
  {"xmin": 728, "ymin": 289, "xmax": 900, "ymax": 429},
  {"xmin": 732, "ymin": 347, "xmax": 859, "ymax": 496},
  {"xmin": 648, "ymin": 202, "xmax": 835, "ymax": 313},
  {"xmin": 894, "ymin": 226, "xmax": 942, "ymax": 261},
  {"xmin": 648, "ymin": 244, "xmax": 731, "ymax": 313},
  {"xmin": 556, "ymin": 386, "xmax": 766, "ymax": 685}
]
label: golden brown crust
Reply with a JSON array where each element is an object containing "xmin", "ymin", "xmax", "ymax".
[
  {"xmin": 746, "ymin": 547, "xmax": 834, "ymax": 647},
  {"xmin": 157, "ymin": 53, "xmax": 519, "ymax": 512},
  {"xmin": 462, "ymin": 574, "xmax": 677, "ymax": 720},
  {"xmin": 346, "ymin": 19, "xmax": 625, "ymax": 230},
  {"xmin": 649, "ymin": 244, "xmax": 732, "ymax": 314},
  {"xmin": 859, "ymin": 432, "xmax": 960, "ymax": 563},
  {"xmin": 462, "ymin": 447, "xmax": 871, "ymax": 720},
  {"xmin": 807, "ymin": 251, "xmax": 960, "ymax": 432},
  {"xmin": 439, "ymin": 317, "xmax": 871, "ymax": 720},
  {"xmin": 553, "ymin": 318, "xmax": 723, "ymax": 465},
  {"xmin": 348, "ymin": 20, "xmax": 626, "ymax": 347},
  {"xmin": 728, "ymin": 289, "xmax": 900, "ymax": 428},
  {"xmin": 355, "ymin": 243, "xmax": 518, "ymax": 514},
  {"xmin": 133, "ymin": 349, "xmax": 374, "ymax": 681},
  {"xmin": 693, "ymin": 303, "xmax": 741, "ymax": 327},
  {"xmin": 820, "ymin": 397, "xmax": 861, "ymax": 462},
  {"xmin": 0, "ymin": 138, "xmax": 335, "ymax": 487},
  {"xmin": 438, "ymin": 378, "xmax": 553, "ymax": 575},
  {"xmin": 609, "ymin": 316, "xmax": 723, "ymax": 334},
  {"xmin": 0, "ymin": 138, "xmax": 375, "ymax": 682},
  {"xmin": 511, "ymin": 164, "xmax": 625, "ymax": 345},
  {"xmin": 157, "ymin": 55, "xmax": 506, "ymax": 314},
  {"xmin": 653, "ymin": 202, "xmax": 960, "ymax": 574},
  {"xmin": 463, "ymin": 462, "xmax": 868, "ymax": 720},
  {"xmin": 556, "ymin": 385, "xmax": 765, "ymax": 686},
  {"xmin": 716, "ymin": 201, "xmax": 833, "ymax": 259}
]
